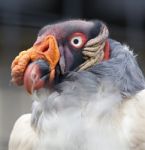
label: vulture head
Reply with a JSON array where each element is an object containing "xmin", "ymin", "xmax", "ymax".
[{"xmin": 11, "ymin": 20, "xmax": 109, "ymax": 94}]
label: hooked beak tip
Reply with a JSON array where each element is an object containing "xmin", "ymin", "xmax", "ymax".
[{"xmin": 24, "ymin": 61, "xmax": 45, "ymax": 94}]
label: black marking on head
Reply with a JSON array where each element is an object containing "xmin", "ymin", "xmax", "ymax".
[{"xmin": 88, "ymin": 20, "xmax": 108, "ymax": 40}]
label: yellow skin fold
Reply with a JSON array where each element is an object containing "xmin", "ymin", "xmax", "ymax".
[{"xmin": 11, "ymin": 35, "xmax": 60, "ymax": 86}]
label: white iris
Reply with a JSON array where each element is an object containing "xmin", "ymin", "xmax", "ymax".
[{"xmin": 70, "ymin": 36, "xmax": 83, "ymax": 48}]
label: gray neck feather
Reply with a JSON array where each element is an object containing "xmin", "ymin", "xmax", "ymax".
[{"xmin": 89, "ymin": 39, "xmax": 145, "ymax": 97}]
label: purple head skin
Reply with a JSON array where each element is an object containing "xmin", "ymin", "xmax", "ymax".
[{"xmin": 24, "ymin": 20, "xmax": 103, "ymax": 92}]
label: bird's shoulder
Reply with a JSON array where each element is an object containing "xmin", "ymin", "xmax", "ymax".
[{"xmin": 9, "ymin": 114, "xmax": 39, "ymax": 150}]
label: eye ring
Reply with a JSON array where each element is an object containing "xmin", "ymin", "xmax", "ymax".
[
  {"xmin": 70, "ymin": 36, "xmax": 83, "ymax": 48},
  {"xmin": 69, "ymin": 32, "xmax": 87, "ymax": 49}
]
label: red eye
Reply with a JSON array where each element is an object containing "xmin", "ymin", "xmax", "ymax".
[{"xmin": 69, "ymin": 33, "xmax": 87, "ymax": 49}]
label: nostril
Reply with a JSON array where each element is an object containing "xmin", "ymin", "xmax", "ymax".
[
  {"xmin": 42, "ymin": 47, "xmax": 48, "ymax": 52},
  {"xmin": 42, "ymin": 45, "xmax": 49, "ymax": 53}
]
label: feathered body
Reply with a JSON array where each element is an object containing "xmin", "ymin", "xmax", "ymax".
[
  {"xmin": 9, "ymin": 20, "xmax": 145, "ymax": 150},
  {"xmin": 9, "ymin": 89, "xmax": 145, "ymax": 150}
]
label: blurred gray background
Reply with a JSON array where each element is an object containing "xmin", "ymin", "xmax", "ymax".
[{"xmin": 0, "ymin": 0, "xmax": 145, "ymax": 149}]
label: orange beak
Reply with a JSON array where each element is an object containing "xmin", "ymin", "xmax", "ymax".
[{"xmin": 11, "ymin": 35, "xmax": 60, "ymax": 94}]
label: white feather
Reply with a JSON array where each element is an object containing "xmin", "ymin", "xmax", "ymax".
[{"xmin": 9, "ymin": 81, "xmax": 145, "ymax": 150}]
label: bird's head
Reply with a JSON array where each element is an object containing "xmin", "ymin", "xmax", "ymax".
[{"xmin": 11, "ymin": 20, "xmax": 109, "ymax": 94}]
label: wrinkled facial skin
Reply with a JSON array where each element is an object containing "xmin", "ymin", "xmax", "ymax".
[
  {"xmin": 37, "ymin": 20, "xmax": 101, "ymax": 71},
  {"xmin": 23, "ymin": 20, "xmax": 103, "ymax": 93}
]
